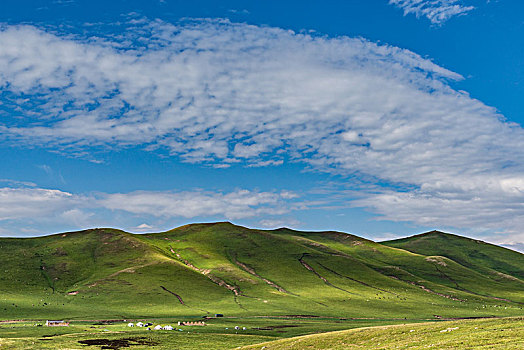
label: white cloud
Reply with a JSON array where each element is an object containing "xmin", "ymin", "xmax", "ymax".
[
  {"xmin": 502, "ymin": 243, "xmax": 524, "ymax": 254},
  {"xmin": 389, "ymin": 0, "xmax": 475, "ymax": 24},
  {"xmin": 136, "ymin": 223, "xmax": 153, "ymax": 229},
  {"xmin": 0, "ymin": 187, "xmax": 79, "ymax": 220},
  {"xmin": 1, "ymin": 20, "xmax": 524, "ymax": 242},
  {"xmin": 258, "ymin": 218, "xmax": 302, "ymax": 228},
  {"xmin": 0, "ymin": 179, "xmax": 37, "ymax": 187},
  {"xmin": 0, "ymin": 186, "xmax": 298, "ymax": 235},
  {"xmin": 0, "ymin": 19, "xmax": 462, "ymax": 156},
  {"xmin": 59, "ymin": 208, "xmax": 94, "ymax": 227},
  {"xmin": 352, "ymin": 173, "xmax": 524, "ymax": 238},
  {"xmin": 100, "ymin": 189, "xmax": 292, "ymax": 219},
  {"xmin": 133, "ymin": 223, "xmax": 154, "ymax": 232}
]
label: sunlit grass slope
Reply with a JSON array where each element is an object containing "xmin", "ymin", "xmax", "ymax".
[
  {"xmin": 240, "ymin": 316, "xmax": 524, "ymax": 350},
  {"xmin": 384, "ymin": 230, "xmax": 524, "ymax": 279},
  {"xmin": 0, "ymin": 223, "xmax": 522, "ymax": 320}
]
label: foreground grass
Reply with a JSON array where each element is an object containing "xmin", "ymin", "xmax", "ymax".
[
  {"xmin": 1, "ymin": 317, "xmax": 522, "ymax": 349},
  {"xmin": 0, "ymin": 317, "xmax": 431, "ymax": 350},
  {"xmin": 241, "ymin": 317, "xmax": 524, "ymax": 350}
]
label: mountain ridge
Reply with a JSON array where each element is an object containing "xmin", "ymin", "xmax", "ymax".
[{"xmin": 0, "ymin": 223, "xmax": 522, "ymax": 320}]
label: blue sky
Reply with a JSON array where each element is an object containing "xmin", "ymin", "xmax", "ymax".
[{"xmin": 1, "ymin": 0, "xmax": 524, "ymax": 250}]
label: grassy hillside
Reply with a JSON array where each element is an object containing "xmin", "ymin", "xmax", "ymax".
[
  {"xmin": 384, "ymin": 231, "xmax": 524, "ymax": 279},
  {"xmin": 240, "ymin": 317, "xmax": 524, "ymax": 350},
  {"xmin": 0, "ymin": 223, "xmax": 522, "ymax": 321}
]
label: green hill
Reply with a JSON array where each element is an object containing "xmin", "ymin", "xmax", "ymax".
[
  {"xmin": 240, "ymin": 316, "xmax": 524, "ymax": 350},
  {"xmin": 0, "ymin": 223, "xmax": 522, "ymax": 320},
  {"xmin": 383, "ymin": 230, "xmax": 524, "ymax": 280}
]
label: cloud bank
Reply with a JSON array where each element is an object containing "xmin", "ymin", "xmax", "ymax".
[
  {"xmin": 1, "ymin": 19, "xmax": 524, "ymax": 242},
  {"xmin": 389, "ymin": 0, "xmax": 475, "ymax": 24},
  {"xmin": 0, "ymin": 186, "xmax": 296, "ymax": 235}
]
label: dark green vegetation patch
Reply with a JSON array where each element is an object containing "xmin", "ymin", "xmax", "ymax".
[{"xmin": 78, "ymin": 337, "xmax": 158, "ymax": 350}]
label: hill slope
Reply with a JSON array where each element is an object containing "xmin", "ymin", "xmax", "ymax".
[
  {"xmin": 383, "ymin": 231, "xmax": 524, "ymax": 280},
  {"xmin": 0, "ymin": 223, "xmax": 522, "ymax": 320},
  {"xmin": 240, "ymin": 317, "xmax": 524, "ymax": 350}
]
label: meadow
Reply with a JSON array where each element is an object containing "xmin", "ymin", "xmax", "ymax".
[
  {"xmin": 0, "ymin": 222, "xmax": 522, "ymax": 349},
  {"xmin": 241, "ymin": 316, "xmax": 524, "ymax": 350},
  {"xmin": 0, "ymin": 317, "xmax": 521, "ymax": 349}
]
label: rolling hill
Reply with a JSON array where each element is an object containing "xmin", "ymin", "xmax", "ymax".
[
  {"xmin": 0, "ymin": 223, "xmax": 522, "ymax": 320},
  {"xmin": 240, "ymin": 316, "xmax": 524, "ymax": 350},
  {"xmin": 383, "ymin": 230, "xmax": 524, "ymax": 280}
]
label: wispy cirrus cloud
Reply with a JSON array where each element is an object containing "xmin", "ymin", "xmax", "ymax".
[
  {"xmin": 389, "ymin": 0, "xmax": 475, "ymax": 24},
  {"xmin": 1, "ymin": 19, "xmax": 524, "ymax": 243}
]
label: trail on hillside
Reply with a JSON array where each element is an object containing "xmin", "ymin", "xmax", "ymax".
[
  {"xmin": 298, "ymin": 253, "xmax": 357, "ymax": 296},
  {"xmin": 38, "ymin": 260, "xmax": 56, "ymax": 293},
  {"xmin": 168, "ymin": 247, "xmax": 253, "ymax": 311},
  {"xmin": 375, "ymin": 266, "xmax": 465, "ymax": 301},
  {"xmin": 432, "ymin": 264, "xmax": 524, "ymax": 305},
  {"xmin": 407, "ymin": 281, "xmax": 464, "ymax": 302},
  {"xmin": 169, "ymin": 246, "xmax": 243, "ymax": 296},
  {"xmin": 316, "ymin": 262, "xmax": 396, "ymax": 295},
  {"xmin": 230, "ymin": 254, "xmax": 292, "ymax": 294},
  {"xmin": 159, "ymin": 286, "xmax": 184, "ymax": 304},
  {"xmin": 234, "ymin": 295, "xmax": 248, "ymax": 311},
  {"xmin": 88, "ymin": 262, "xmax": 157, "ymax": 288}
]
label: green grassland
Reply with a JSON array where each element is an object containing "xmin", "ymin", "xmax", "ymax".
[
  {"xmin": 240, "ymin": 316, "xmax": 524, "ymax": 349},
  {"xmin": 0, "ymin": 317, "xmax": 429, "ymax": 350},
  {"xmin": 0, "ymin": 317, "xmax": 521, "ymax": 349},
  {"xmin": 0, "ymin": 222, "xmax": 522, "ymax": 348},
  {"xmin": 384, "ymin": 230, "xmax": 524, "ymax": 280},
  {"xmin": 0, "ymin": 223, "xmax": 522, "ymax": 320}
]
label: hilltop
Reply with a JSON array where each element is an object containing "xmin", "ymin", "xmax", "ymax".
[
  {"xmin": 0, "ymin": 223, "xmax": 522, "ymax": 320},
  {"xmin": 383, "ymin": 230, "xmax": 524, "ymax": 280}
]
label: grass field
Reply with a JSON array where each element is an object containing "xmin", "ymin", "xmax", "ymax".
[
  {"xmin": 0, "ymin": 317, "xmax": 521, "ymax": 349},
  {"xmin": 1, "ymin": 223, "xmax": 522, "ymax": 320},
  {"xmin": 240, "ymin": 316, "xmax": 524, "ymax": 350},
  {"xmin": 0, "ymin": 317, "xmax": 425, "ymax": 349},
  {"xmin": 0, "ymin": 222, "xmax": 522, "ymax": 348}
]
